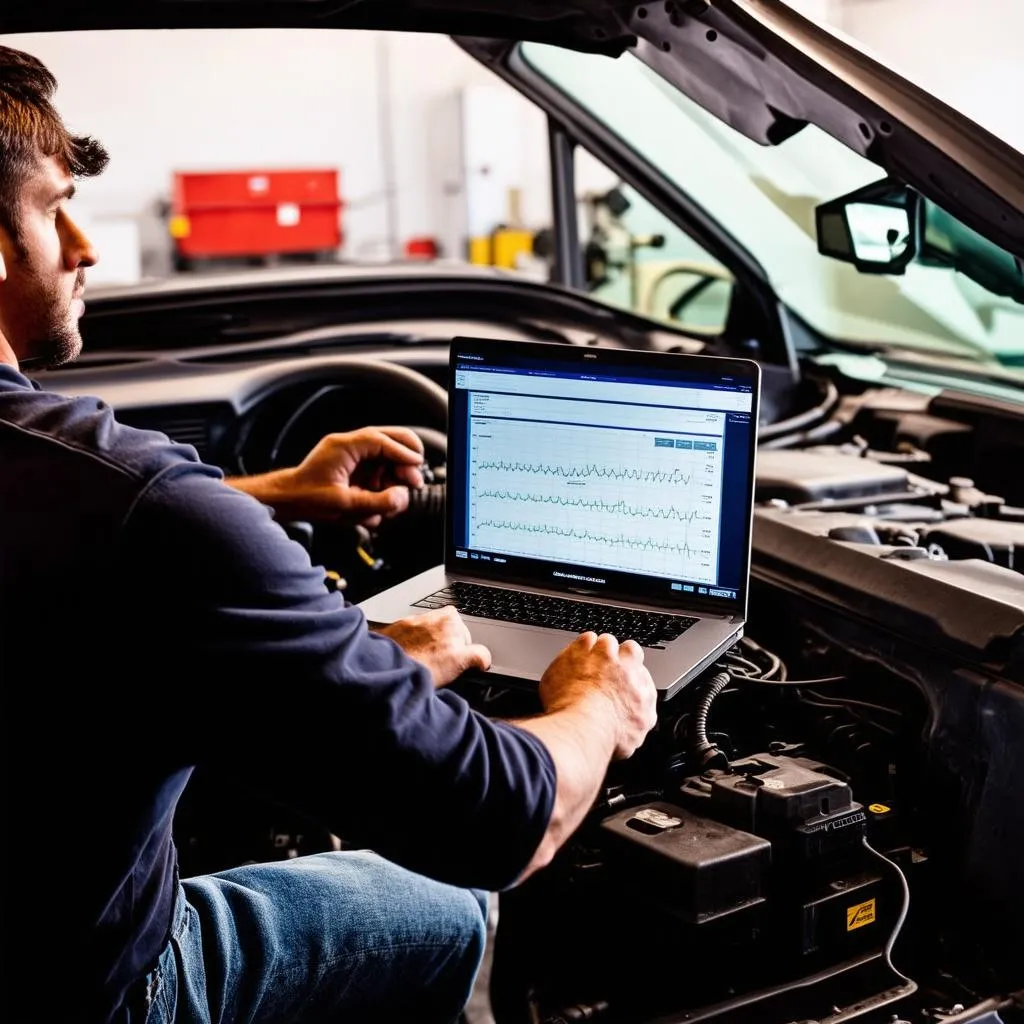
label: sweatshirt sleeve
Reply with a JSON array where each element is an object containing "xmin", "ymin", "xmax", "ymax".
[{"xmin": 118, "ymin": 459, "xmax": 555, "ymax": 891}]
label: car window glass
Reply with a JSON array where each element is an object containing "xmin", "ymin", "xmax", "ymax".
[
  {"xmin": 575, "ymin": 149, "xmax": 732, "ymax": 335},
  {"xmin": 522, "ymin": 41, "xmax": 1024, "ymax": 370}
]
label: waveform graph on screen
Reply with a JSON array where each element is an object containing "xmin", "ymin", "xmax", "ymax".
[{"xmin": 467, "ymin": 416, "xmax": 723, "ymax": 583}]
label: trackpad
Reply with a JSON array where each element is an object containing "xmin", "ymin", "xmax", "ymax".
[{"xmin": 466, "ymin": 619, "xmax": 572, "ymax": 683}]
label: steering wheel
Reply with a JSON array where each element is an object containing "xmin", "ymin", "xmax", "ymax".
[
  {"xmin": 233, "ymin": 355, "xmax": 448, "ymax": 474},
  {"xmin": 233, "ymin": 356, "xmax": 449, "ymax": 592}
]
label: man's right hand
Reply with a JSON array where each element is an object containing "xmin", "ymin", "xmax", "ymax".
[
  {"xmin": 509, "ymin": 632, "xmax": 658, "ymax": 882},
  {"xmin": 538, "ymin": 632, "xmax": 658, "ymax": 760}
]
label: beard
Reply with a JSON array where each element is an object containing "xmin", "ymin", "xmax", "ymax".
[
  {"xmin": 32, "ymin": 317, "xmax": 82, "ymax": 369},
  {"xmin": 20, "ymin": 269, "xmax": 85, "ymax": 370}
]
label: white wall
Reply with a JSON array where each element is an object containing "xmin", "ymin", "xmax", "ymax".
[
  {"xmin": 6, "ymin": 7, "xmax": 1021, "ymax": 279},
  {"xmin": 763, "ymin": 0, "xmax": 1023, "ymax": 153},
  {"xmin": 831, "ymin": 0, "xmax": 1024, "ymax": 152},
  {"xmin": 2, "ymin": 29, "xmax": 549, "ymax": 273}
]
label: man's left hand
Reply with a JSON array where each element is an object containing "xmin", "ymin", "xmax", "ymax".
[
  {"xmin": 375, "ymin": 606, "xmax": 492, "ymax": 687},
  {"xmin": 225, "ymin": 426, "xmax": 425, "ymax": 527}
]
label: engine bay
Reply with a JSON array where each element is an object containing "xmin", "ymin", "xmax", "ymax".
[{"xmin": 477, "ymin": 635, "xmax": 928, "ymax": 1024}]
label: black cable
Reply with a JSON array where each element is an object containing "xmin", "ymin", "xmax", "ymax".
[
  {"xmin": 758, "ymin": 378, "xmax": 839, "ymax": 441},
  {"xmin": 691, "ymin": 671, "xmax": 731, "ymax": 770},
  {"xmin": 740, "ymin": 674, "xmax": 848, "ymax": 687},
  {"xmin": 719, "ymin": 654, "xmax": 763, "ymax": 677},
  {"xmin": 796, "ymin": 695, "xmax": 897, "ymax": 736},
  {"xmin": 733, "ymin": 637, "xmax": 785, "ymax": 680},
  {"xmin": 861, "ymin": 836, "xmax": 918, "ymax": 996},
  {"xmin": 759, "ymin": 416, "xmax": 845, "ymax": 450},
  {"xmin": 598, "ymin": 789, "xmax": 664, "ymax": 815},
  {"xmin": 804, "ymin": 691, "xmax": 903, "ymax": 717}
]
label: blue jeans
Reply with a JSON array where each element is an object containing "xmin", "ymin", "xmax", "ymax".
[{"xmin": 137, "ymin": 851, "xmax": 489, "ymax": 1024}]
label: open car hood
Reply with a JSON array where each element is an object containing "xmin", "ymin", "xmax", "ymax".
[{"xmin": 4, "ymin": 0, "xmax": 1022, "ymax": 259}]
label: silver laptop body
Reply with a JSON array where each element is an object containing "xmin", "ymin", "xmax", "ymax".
[{"xmin": 359, "ymin": 337, "xmax": 761, "ymax": 702}]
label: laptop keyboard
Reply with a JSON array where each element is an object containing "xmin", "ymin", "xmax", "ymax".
[{"xmin": 412, "ymin": 581, "xmax": 698, "ymax": 649}]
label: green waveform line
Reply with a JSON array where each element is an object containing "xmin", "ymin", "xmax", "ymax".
[
  {"xmin": 475, "ymin": 520, "xmax": 708, "ymax": 557},
  {"xmin": 477, "ymin": 489, "xmax": 708, "ymax": 522},
  {"xmin": 474, "ymin": 459, "xmax": 693, "ymax": 485}
]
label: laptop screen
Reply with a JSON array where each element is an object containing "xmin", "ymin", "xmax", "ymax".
[{"xmin": 446, "ymin": 338, "xmax": 760, "ymax": 613}]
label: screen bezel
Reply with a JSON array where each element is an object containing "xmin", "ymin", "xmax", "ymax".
[{"xmin": 444, "ymin": 336, "xmax": 761, "ymax": 617}]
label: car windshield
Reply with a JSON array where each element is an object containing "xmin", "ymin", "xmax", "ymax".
[{"xmin": 521, "ymin": 42, "xmax": 1024, "ymax": 370}]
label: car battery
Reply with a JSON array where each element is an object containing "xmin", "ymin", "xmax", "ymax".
[
  {"xmin": 697, "ymin": 753, "xmax": 867, "ymax": 865},
  {"xmin": 599, "ymin": 802, "xmax": 771, "ymax": 925},
  {"xmin": 170, "ymin": 168, "xmax": 344, "ymax": 260}
]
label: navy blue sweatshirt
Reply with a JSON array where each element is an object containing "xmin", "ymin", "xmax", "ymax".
[{"xmin": 0, "ymin": 365, "xmax": 555, "ymax": 1023}]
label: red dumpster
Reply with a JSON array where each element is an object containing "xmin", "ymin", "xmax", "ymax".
[{"xmin": 170, "ymin": 169, "xmax": 343, "ymax": 261}]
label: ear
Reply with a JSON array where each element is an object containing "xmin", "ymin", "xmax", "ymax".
[{"xmin": 0, "ymin": 249, "xmax": 6, "ymax": 283}]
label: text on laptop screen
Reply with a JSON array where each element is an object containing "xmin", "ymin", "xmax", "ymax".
[{"xmin": 449, "ymin": 349, "xmax": 756, "ymax": 605}]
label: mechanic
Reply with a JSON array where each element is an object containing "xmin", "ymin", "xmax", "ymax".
[{"xmin": 0, "ymin": 46, "xmax": 657, "ymax": 1024}]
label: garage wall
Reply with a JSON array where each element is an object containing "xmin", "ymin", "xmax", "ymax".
[
  {"xmin": 737, "ymin": 0, "xmax": 1024, "ymax": 153},
  {"xmin": 2, "ymin": 29, "xmax": 549, "ymax": 274},
  {"xmin": 5, "ymin": 7, "xmax": 1020, "ymax": 281},
  {"xmin": 771, "ymin": 0, "xmax": 1023, "ymax": 154},
  {"xmin": 834, "ymin": 0, "xmax": 1024, "ymax": 152}
]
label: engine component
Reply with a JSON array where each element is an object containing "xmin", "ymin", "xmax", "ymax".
[
  {"xmin": 757, "ymin": 504, "xmax": 1024, "ymax": 573},
  {"xmin": 689, "ymin": 671, "xmax": 732, "ymax": 771},
  {"xmin": 599, "ymin": 801, "xmax": 770, "ymax": 925},
  {"xmin": 681, "ymin": 753, "xmax": 866, "ymax": 866},
  {"xmin": 753, "ymin": 506, "xmax": 1024, "ymax": 674},
  {"xmin": 755, "ymin": 450, "xmax": 914, "ymax": 504},
  {"xmin": 922, "ymin": 518, "xmax": 1021, "ymax": 571},
  {"xmin": 797, "ymin": 868, "xmax": 886, "ymax": 956}
]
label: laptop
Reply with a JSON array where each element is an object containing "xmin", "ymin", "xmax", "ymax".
[{"xmin": 359, "ymin": 337, "xmax": 761, "ymax": 701}]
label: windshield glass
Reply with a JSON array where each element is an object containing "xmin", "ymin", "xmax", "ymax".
[{"xmin": 521, "ymin": 42, "xmax": 1024, "ymax": 369}]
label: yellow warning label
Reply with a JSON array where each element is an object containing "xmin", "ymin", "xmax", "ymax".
[
  {"xmin": 847, "ymin": 898, "xmax": 877, "ymax": 931},
  {"xmin": 868, "ymin": 803, "xmax": 891, "ymax": 814}
]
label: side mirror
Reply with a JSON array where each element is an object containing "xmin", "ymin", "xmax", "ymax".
[{"xmin": 815, "ymin": 179, "xmax": 922, "ymax": 275}]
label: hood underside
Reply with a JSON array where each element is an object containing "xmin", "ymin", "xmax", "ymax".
[
  {"xmin": 0, "ymin": 0, "xmax": 640, "ymax": 50},
  {"xmin": 3, "ymin": 0, "xmax": 1023, "ymax": 259}
]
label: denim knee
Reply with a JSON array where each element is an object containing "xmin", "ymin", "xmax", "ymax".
[
  {"xmin": 166, "ymin": 853, "xmax": 495, "ymax": 1024},
  {"xmin": 460, "ymin": 887, "xmax": 491, "ymax": 966}
]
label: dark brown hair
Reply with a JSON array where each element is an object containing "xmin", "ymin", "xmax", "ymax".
[{"xmin": 0, "ymin": 45, "xmax": 109, "ymax": 240}]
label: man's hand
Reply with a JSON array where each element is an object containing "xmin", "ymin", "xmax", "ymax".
[
  {"xmin": 538, "ymin": 632, "xmax": 658, "ymax": 760},
  {"xmin": 507, "ymin": 632, "xmax": 658, "ymax": 883},
  {"xmin": 225, "ymin": 426, "xmax": 425, "ymax": 526},
  {"xmin": 376, "ymin": 606, "xmax": 492, "ymax": 688}
]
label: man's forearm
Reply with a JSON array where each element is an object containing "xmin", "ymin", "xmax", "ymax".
[
  {"xmin": 224, "ymin": 469, "xmax": 303, "ymax": 519},
  {"xmin": 507, "ymin": 695, "xmax": 618, "ymax": 882}
]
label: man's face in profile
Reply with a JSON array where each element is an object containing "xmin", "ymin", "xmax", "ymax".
[{"xmin": 0, "ymin": 152, "xmax": 97, "ymax": 369}]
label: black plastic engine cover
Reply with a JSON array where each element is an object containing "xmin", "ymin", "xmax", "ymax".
[
  {"xmin": 754, "ymin": 450, "xmax": 913, "ymax": 504},
  {"xmin": 702, "ymin": 754, "xmax": 866, "ymax": 865},
  {"xmin": 600, "ymin": 802, "xmax": 771, "ymax": 925},
  {"xmin": 752, "ymin": 507, "xmax": 1024, "ymax": 677},
  {"xmin": 922, "ymin": 518, "xmax": 1023, "ymax": 571}
]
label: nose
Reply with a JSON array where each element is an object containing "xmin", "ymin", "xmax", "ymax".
[{"xmin": 58, "ymin": 209, "xmax": 98, "ymax": 271}]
